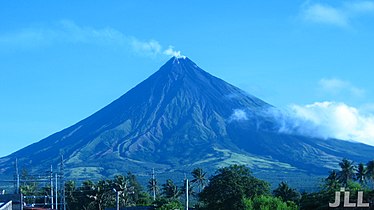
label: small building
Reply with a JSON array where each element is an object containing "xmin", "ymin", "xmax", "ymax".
[
  {"xmin": 0, "ymin": 201, "xmax": 12, "ymax": 210},
  {"xmin": 0, "ymin": 194, "xmax": 22, "ymax": 210}
]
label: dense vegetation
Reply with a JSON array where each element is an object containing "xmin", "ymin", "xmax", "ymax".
[{"xmin": 18, "ymin": 159, "xmax": 374, "ymax": 210}]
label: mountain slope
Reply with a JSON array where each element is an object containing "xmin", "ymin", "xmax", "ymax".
[{"xmin": 1, "ymin": 57, "xmax": 373, "ymax": 188}]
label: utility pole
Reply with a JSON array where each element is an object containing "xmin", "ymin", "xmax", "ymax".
[
  {"xmin": 113, "ymin": 189, "xmax": 119, "ymax": 210},
  {"xmin": 15, "ymin": 158, "xmax": 20, "ymax": 194},
  {"xmin": 152, "ymin": 168, "xmax": 156, "ymax": 201},
  {"xmin": 185, "ymin": 178, "xmax": 189, "ymax": 210},
  {"xmin": 50, "ymin": 165, "xmax": 54, "ymax": 209},
  {"xmin": 55, "ymin": 173, "xmax": 58, "ymax": 210},
  {"xmin": 116, "ymin": 190, "xmax": 119, "ymax": 210},
  {"xmin": 60, "ymin": 155, "xmax": 66, "ymax": 210}
]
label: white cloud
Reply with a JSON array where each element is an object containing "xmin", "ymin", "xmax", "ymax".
[
  {"xmin": 0, "ymin": 20, "xmax": 183, "ymax": 58},
  {"xmin": 277, "ymin": 102, "xmax": 374, "ymax": 146},
  {"xmin": 301, "ymin": 0, "xmax": 374, "ymax": 28},
  {"xmin": 360, "ymin": 103, "xmax": 374, "ymax": 113},
  {"xmin": 226, "ymin": 102, "xmax": 374, "ymax": 146},
  {"xmin": 319, "ymin": 78, "xmax": 365, "ymax": 97},
  {"xmin": 230, "ymin": 109, "xmax": 248, "ymax": 121},
  {"xmin": 303, "ymin": 4, "xmax": 348, "ymax": 27},
  {"xmin": 348, "ymin": 1, "xmax": 374, "ymax": 13}
]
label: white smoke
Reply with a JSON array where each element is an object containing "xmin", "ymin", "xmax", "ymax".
[
  {"xmin": 0, "ymin": 20, "xmax": 185, "ymax": 58},
  {"xmin": 163, "ymin": 46, "xmax": 185, "ymax": 58}
]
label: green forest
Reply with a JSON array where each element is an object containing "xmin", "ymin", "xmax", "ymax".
[{"xmin": 19, "ymin": 159, "xmax": 374, "ymax": 210}]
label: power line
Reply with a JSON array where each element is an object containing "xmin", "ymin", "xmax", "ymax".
[{"xmin": 5, "ymin": 158, "xmax": 61, "ymax": 209}]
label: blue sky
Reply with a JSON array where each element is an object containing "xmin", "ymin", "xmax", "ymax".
[{"xmin": 1, "ymin": 0, "xmax": 374, "ymax": 157}]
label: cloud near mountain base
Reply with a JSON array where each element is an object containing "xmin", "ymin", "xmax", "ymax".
[
  {"xmin": 230, "ymin": 101, "xmax": 374, "ymax": 146},
  {"xmin": 273, "ymin": 102, "xmax": 374, "ymax": 146}
]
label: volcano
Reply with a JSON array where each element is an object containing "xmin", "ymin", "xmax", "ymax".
[{"xmin": 1, "ymin": 57, "xmax": 373, "ymax": 189}]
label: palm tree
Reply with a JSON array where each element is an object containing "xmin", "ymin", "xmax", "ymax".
[
  {"xmin": 147, "ymin": 176, "xmax": 158, "ymax": 201},
  {"xmin": 273, "ymin": 181, "xmax": 299, "ymax": 203},
  {"xmin": 79, "ymin": 180, "xmax": 97, "ymax": 210},
  {"xmin": 366, "ymin": 160, "xmax": 374, "ymax": 180},
  {"xmin": 110, "ymin": 175, "xmax": 135, "ymax": 207},
  {"xmin": 182, "ymin": 179, "xmax": 196, "ymax": 198},
  {"xmin": 65, "ymin": 180, "xmax": 78, "ymax": 209},
  {"xmin": 355, "ymin": 163, "xmax": 367, "ymax": 186},
  {"xmin": 338, "ymin": 158, "xmax": 356, "ymax": 187},
  {"xmin": 161, "ymin": 179, "xmax": 180, "ymax": 199},
  {"xmin": 365, "ymin": 160, "xmax": 374, "ymax": 191},
  {"xmin": 19, "ymin": 183, "xmax": 37, "ymax": 196},
  {"xmin": 191, "ymin": 168, "xmax": 207, "ymax": 193},
  {"xmin": 86, "ymin": 180, "xmax": 112, "ymax": 210},
  {"xmin": 325, "ymin": 170, "xmax": 341, "ymax": 192}
]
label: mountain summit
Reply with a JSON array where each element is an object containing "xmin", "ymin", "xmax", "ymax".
[{"xmin": 1, "ymin": 57, "xmax": 373, "ymax": 188}]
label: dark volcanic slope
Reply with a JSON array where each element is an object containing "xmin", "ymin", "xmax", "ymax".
[{"xmin": 1, "ymin": 57, "xmax": 373, "ymax": 181}]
